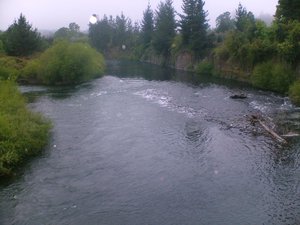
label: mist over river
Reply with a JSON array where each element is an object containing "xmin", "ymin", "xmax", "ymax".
[{"xmin": 1, "ymin": 61, "xmax": 299, "ymax": 225}]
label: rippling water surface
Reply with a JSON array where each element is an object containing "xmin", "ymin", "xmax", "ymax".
[{"xmin": 1, "ymin": 61, "xmax": 300, "ymax": 225}]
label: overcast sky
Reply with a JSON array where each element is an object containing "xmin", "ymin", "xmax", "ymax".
[{"xmin": 0, "ymin": 0, "xmax": 278, "ymax": 31}]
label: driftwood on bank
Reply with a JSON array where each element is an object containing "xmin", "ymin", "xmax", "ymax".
[{"xmin": 250, "ymin": 115, "xmax": 288, "ymax": 144}]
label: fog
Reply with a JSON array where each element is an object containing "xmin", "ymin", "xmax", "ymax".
[{"xmin": 0, "ymin": 0, "xmax": 278, "ymax": 31}]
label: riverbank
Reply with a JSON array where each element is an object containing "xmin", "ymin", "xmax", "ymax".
[
  {"xmin": 138, "ymin": 49, "xmax": 300, "ymax": 105},
  {"xmin": 0, "ymin": 81, "xmax": 51, "ymax": 177}
]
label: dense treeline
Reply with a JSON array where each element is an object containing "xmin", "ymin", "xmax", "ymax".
[
  {"xmin": 0, "ymin": 1, "xmax": 300, "ymax": 99},
  {"xmin": 88, "ymin": 0, "xmax": 300, "ymax": 104}
]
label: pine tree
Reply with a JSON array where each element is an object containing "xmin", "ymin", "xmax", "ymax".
[
  {"xmin": 141, "ymin": 3, "xmax": 154, "ymax": 48},
  {"xmin": 89, "ymin": 15, "xmax": 112, "ymax": 52},
  {"xmin": 179, "ymin": 0, "xmax": 209, "ymax": 57},
  {"xmin": 152, "ymin": 0, "xmax": 176, "ymax": 57},
  {"xmin": 3, "ymin": 14, "xmax": 42, "ymax": 56},
  {"xmin": 216, "ymin": 12, "xmax": 234, "ymax": 33},
  {"xmin": 276, "ymin": 0, "xmax": 300, "ymax": 22}
]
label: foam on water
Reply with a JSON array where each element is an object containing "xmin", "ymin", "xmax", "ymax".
[{"xmin": 134, "ymin": 89, "xmax": 205, "ymax": 118}]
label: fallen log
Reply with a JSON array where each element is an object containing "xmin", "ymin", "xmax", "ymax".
[{"xmin": 257, "ymin": 119, "xmax": 287, "ymax": 144}]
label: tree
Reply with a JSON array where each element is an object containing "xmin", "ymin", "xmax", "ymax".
[
  {"xmin": 89, "ymin": 15, "xmax": 112, "ymax": 52},
  {"xmin": 152, "ymin": 0, "xmax": 176, "ymax": 57},
  {"xmin": 179, "ymin": 0, "xmax": 209, "ymax": 57},
  {"xmin": 141, "ymin": 3, "xmax": 154, "ymax": 48},
  {"xmin": 276, "ymin": 0, "xmax": 300, "ymax": 22},
  {"xmin": 3, "ymin": 14, "xmax": 42, "ymax": 56},
  {"xmin": 235, "ymin": 3, "xmax": 255, "ymax": 33},
  {"xmin": 216, "ymin": 12, "xmax": 234, "ymax": 33},
  {"xmin": 54, "ymin": 27, "xmax": 70, "ymax": 39},
  {"xmin": 113, "ymin": 13, "xmax": 128, "ymax": 47},
  {"xmin": 69, "ymin": 22, "xmax": 80, "ymax": 33},
  {"xmin": 54, "ymin": 22, "xmax": 83, "ymax": 41}
]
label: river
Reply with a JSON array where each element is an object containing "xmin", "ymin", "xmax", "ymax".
[{"xmin": 1, "ymin": 61, "xmax": 300, "ymax": 225}]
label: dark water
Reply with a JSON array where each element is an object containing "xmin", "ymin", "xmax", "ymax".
[{"xmin": 1, "ymin": 61, "xmax": 300, "ymax": 225}]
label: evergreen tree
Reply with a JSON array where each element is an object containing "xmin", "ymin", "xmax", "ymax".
[
  {"xmin": 152, "ymin": 0, "xmax": 176, "ymax": 57},
  {"xmin": 216, "ymin": 12, "xmax": 234, "ymax": 33},
  {"xmin": 179, "ymin": 0, "xmax": 209, "ymax": 57},
  {"xmin": 235, "ymin": 3, "xmax": 255, "ymax": 33},
  {"xmin": 141, "ymin": 3, "xmax": 154, "ymax": 48},
  {"xmin": 276, "ymin": 0, "xmax": 300, "ymax": 22},
  {"xmin": 3, "ymin": 14, "xmax": 42, "ymax": 56},
  {"xmin": 89, "ymin": 15, "xmax": 112, "ymax": 52}
]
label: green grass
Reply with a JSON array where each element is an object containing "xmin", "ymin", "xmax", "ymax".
[{"xmin": 0, "ymin": 81, "xmax": 51, "ymax": 177}]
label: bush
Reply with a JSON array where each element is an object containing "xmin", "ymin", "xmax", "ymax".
[
  {"xmin": 289, "ymin": 81, "xmax": 300, "ymax": 106},
  {"xmin": 22, "ymin": 40, "xmax": 105, "ymax": 85},
  {"xmin": 0, "ymin": 55, "xmax": 25, "ymax": 80},
  {"xmin": 0, "ymin": 81, "xmax": 51, "ymax": 176},
  {"xmin": 195, "ymin": 61, "xmax": 214, "ymax": 76},
  {"xmin": 251, "ymin": 61, "xmax": 294, "ymax": 93}
]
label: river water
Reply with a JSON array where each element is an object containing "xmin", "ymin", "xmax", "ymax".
[{"xmin": 1, "ymin": 61, "xmax": 300, "ymax": 225}]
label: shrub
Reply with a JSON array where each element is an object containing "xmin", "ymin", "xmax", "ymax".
[
  {"xmin": 0, "ymin": 55, "xmax": 25, "ymax": 80},
  {"xmin": 251, "ymin": 61, "xmax": 294, "ymax": 93},
  {"xmin": 289, "ymin": 81, "xmax": 300, "ymax": 106},
  {"xmin": 195, "ymin": 61, "xmax": 214, "ymax": 76},
  {"xmin": 23, "ymin": 40, "xmax": 105, "ymax": 85},
  {"xmin": 0, "ymin": 81, "xmax": 51, "ymax": 176}
]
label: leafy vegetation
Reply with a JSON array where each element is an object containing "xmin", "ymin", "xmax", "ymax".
[
  {"xmin": 195, "ymin": 61, "xmax": 214, "ymax": 76},
  {"xmin": 22, "ymin": 40, "xmax": 105, "ymax": 85},
  {"xmin": 89, "ymin": 13, "xmax": 139, "ymax": 57},
  {"xmin": 289, "ymin": 81, "xmax": 300, "ymax": 105},
  {"xmin": 54, "ymin": 22, "xmax": 87, "ymax": 43},
  {"xmin": 251, "ymin": 61, "xmax": 294, "ymax": 93},
  {"xmin": 0, "ymin": 81, "xmax": 51, "ymax": 176},
  {"xmin": 0, "ymin": 55, "xmax": 26, "ymax": 80}
]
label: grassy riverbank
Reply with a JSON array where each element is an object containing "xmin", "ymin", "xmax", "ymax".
[{"xmin": 0, "ymin": 81, "xmax": 51, "ymax": 177}]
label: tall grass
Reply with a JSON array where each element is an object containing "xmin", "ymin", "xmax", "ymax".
[{"xmin": 0, "ymin": 81, "xmax": 51, "ymax": 176}]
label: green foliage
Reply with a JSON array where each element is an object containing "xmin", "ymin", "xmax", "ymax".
[
  {"xmin": 89, "ymin": 15, "xmax": 112, "ymax": 52},
  {"xmin": 235, "ymin": 4, "xmax": 255, "ymax": 33},
  {"xmin": 251, "ymin": 61, "xmax": 294, "ymax": 93},
  {"xmin": 153, "ymin": 0, "xmax": 176, "ymax": 57},
  {"xmin": 0, "ymin": 55, "xmax": 26, "ymax": 80},
  {"xmin": 0, "ymin": 40, "xmax": 4, "ymax": 54},
  {"xmin": 276, "ymin": 20, "xmax": 300, "ymax": 63},
  {"xmin": 179, "ymin": 0, "xmax": 209, "ymax": 57},
  {"xmin": 54, "ymin": 23, "xmax": 86, "ymax": 43},
  {"xmin": 0, "ymin": 81, "xmax": 51, "ymax": 176},
  {"xmin": 22, "ymin": 41, "xmax": 105, "ymax": 85},
  {"xmin": 276, "ymin": 0, "xmax": 300, "ymax": 22},
  {"xmin": 89, "ymin": 14, "xmax": 138, "ymax": 55},
  {"xmin": 3, "ymin": 14, "xmax": 42, "ymax": 56},
  {"xmin": 141, "ymin": 3, "xmax": 154, "ymax": 48},
  {"xmin": 216, "ymin": 11, "xmax": 234, "ymax": 33},
  {"xmin": 195, "ymin": 61, "xmax": 214, "ymax": 75},
  {"xmin": 289, "ymin": 81, "xmax": 300, "ymax": 106}
]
